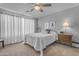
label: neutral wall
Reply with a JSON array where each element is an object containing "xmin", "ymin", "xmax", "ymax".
[
  {"xmin": 0, "ymin": 14, "xmax": 1, "ymax": 38},
  {"xmin": 34, "ymin": 18, "xmax": 39, "ymax": 33},
  {"xmin": 38, "ymin": 6, "xmax": 79, "ymax": 42}
]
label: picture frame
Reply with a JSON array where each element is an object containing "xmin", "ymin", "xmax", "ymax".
[{"xmin": 50, "ymin": 21, "xmax": 56, "ymax": 29}]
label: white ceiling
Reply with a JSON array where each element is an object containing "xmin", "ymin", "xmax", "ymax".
[{"xmin": 0, "ymin": 3, "xmax": 79, "ymax": 18}]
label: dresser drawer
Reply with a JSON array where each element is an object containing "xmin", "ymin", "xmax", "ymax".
[{"xmin": 58, "ymin": 34, "xmax": 72, "ymax": 45}]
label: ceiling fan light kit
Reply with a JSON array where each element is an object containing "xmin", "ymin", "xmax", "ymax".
[
  {"xmin": 34, "ymin": 5, "xmax": 41, "ymax": 11},
  {"xmin": 26, "ymin": 3, "xmax": 52, "ymax": 13}
]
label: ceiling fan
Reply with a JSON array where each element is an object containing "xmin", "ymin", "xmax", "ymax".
[{"xmin": 26, "ymin": 3, "xmax": 52, "ymax": 13}]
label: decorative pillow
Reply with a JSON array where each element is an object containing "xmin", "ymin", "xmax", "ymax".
[{"xmin": 50, "ymin": 31, "xmax": 56, "ymax": 34}]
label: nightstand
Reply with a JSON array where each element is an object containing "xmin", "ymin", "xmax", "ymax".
[{"xmin": 58, "ymin": 33, "xmax": 72, "ymax": 46}]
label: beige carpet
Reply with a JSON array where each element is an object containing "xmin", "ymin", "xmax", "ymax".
[
  {"xmin": 0, "ymin": 43, "xmax": 79, "ymax": 56},
  {"xmin": 44, "ymin": 43, "xmax": 79, "ymax": 56}
]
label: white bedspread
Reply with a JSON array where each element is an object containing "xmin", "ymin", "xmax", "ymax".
[{"xmin": 24, "ymin": 33, "xmax": 57, "ymax": 56}]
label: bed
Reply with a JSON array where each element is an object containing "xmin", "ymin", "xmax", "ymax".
[{"xmin": 24, "ymin": 32, "xmax": 57, "ymax": 56}]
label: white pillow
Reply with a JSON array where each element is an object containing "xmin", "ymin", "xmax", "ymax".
[{"xmin": 50, "ymin": 31, "xmax": 57, "ymax": 35}]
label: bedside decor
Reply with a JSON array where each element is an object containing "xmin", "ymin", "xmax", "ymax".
[
  {"xmin": 44, "ymin": 21, "xmax": 56, "ymax": 34},
  {"xmin": 63, "ymin": 21, "xmax": 70, "ymax": 32},
  {"xmin": 50, "ymin": 21, "xmax": 56, "ymax": 30},
  {"xmin": 44, "ymin": 22, "xmax": 50, "ymax": 33},
  {"xmin": 45, "ymin": 29, "xmax": 51, "ymax": 34}
]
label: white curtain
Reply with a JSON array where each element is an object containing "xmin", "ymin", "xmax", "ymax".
[
  {"xmin": 24, "ymin": 18, "xmax": 35, "ymax": 34},
  {"xmin": 1, "ymin": 14, "xmax": 24, "ymax": 44},
  {"xmin": 1, "ymin": 14, "xmax": 35, "ymax": 45}
]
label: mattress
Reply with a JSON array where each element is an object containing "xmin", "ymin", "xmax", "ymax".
[{"xmin": 24, "ymin": 33, "xmax": 57, "ymax": 55}]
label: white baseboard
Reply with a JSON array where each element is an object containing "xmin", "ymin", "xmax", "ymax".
[{"xmin": 72, "ymin": 43, "xmax": 79, "ymax": 48}]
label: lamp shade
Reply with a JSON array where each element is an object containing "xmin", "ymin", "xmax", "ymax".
[
  {"xmin": 63, "ymin": 22, "xmax": 69, "ymax": 27},
  {"xmin": 34, "ymin": 5, "xmax": 41, "ymax": 11}
]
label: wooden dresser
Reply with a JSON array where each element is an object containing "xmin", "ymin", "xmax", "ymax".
[{"xmin": 58, "ymin": 33, "xmax": 72, "ymax": 46}]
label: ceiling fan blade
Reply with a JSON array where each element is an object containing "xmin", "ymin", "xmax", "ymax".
[
  {"xmin": 26, "ymin": 10, "xmax": 29, "ymax": 12},
  {"xmin": 26, "ymin": 8, "xmax": 34, "ymax": 12},
  {"xmin": 33, "ymin": 3, "xmax": 52, "ymax": 7},
  {"xmin": 30, "ymin": 8, "xmax": 34, "ymax": 12},
  {"xmin": 39, "ymin": 9, "xmax": 43, "ymax": 12},
  {"xmin": 41, "ymin": 4, "xmax": 52, "ymax": 7}
]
